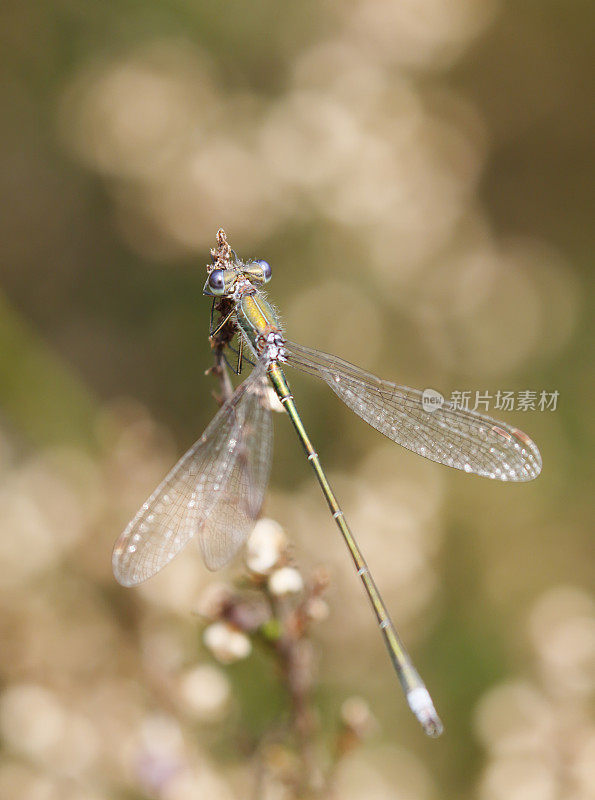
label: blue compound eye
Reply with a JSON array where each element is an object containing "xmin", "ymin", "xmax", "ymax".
[
  {"xmin": 207, "ymin": 269, "xmax": 226, "ymax": 295},
  {"xmin": 253, "ymin": 259, "xmax": 272, "ymax": 283},
  {"xmin": 242, "ymin": 259, "xmax": 272, "ymax": 285}
]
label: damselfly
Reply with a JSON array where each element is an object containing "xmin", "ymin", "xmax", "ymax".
[{"xmin": 113, "ymin": 229, "xmax": 542, "ymax": 736}]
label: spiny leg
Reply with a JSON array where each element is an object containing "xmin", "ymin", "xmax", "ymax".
[
  {"xmin": 237, "ymin": 337, "xmax": 244, "ymax": 375},
  {"xmin": 222, "ymin": 349, "xmax": 237, "ymax": 375},
  {"xmin": 226, "ymin": 339, "xmax": 255, "ymax": 372},
  {"xmin": 210, "ymin": 308, "xmax": 236, "ymax": 340}
]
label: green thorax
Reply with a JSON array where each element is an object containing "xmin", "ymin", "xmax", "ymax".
[{"xmin": 236, "ymin": 290, "xmax": 282, "ymax": 356}]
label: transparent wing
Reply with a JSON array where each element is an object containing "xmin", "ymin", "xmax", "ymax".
[
  {"xmin": 112, "ymin": 365, "xmax": 272, "ymax": 586},
  {"xmin": 284, "ymin": 340, "xmax": 541, "ymax": 482},
  {"xmin": 198, "ymin": 370, "xmax": 273, "ymax": 570}
]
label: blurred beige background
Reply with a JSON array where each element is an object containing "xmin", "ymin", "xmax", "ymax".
[{"xmin": 0, "ymin": 1, "xmax": 593, "ymax": 799}]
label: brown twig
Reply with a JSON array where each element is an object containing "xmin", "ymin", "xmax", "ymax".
[
  {"xmin": 205, "ymin": 229, "xmax": 237, "ymax": 405},
  {"xmin": 209, "ymin": 227, "xmax": 234, "ymax": 271},
  {"xmin": 251, "ymin": 569, "xmax": 332, "ymax": 797}
]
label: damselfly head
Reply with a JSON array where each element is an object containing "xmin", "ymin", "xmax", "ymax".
[
  {"xmin": 203, "ymin": 268, "xmax": 238, "ymax": 297},
  {"xmin": 203, "ymin": 260, "xmax": 272, "ymax": 297},
  {"xmin": 205, "ymin": 229, "xmax": 272, "ymax": 296}
]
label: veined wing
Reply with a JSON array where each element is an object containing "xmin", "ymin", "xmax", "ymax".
[
  {"xmin": 284, "ymin": 340, "xmax": 541, "ymax": 482},
  {"xmin": 198, "ymin": 369, "xmax": 272, "ymax": 570},
  {"xmin": 112, "ymin": 364, "xmax": 272, "ymax": 586}
]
